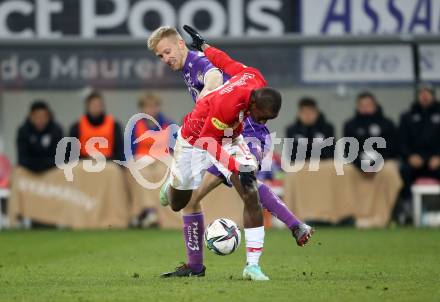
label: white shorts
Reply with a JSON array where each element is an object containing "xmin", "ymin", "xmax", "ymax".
[{"xmin": 170, "ymin": 129, "xmax": 257, "ymax": 190}]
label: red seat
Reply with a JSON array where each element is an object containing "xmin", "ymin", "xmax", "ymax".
[
  {"xmin": 414, "ymin": 177, "xmax": 440, "ymax": 186},
  {"xmin": 0, "ymin": 154, "xmax": 12, "ymax": 188}
]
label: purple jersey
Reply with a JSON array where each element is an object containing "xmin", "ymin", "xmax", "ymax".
[
  {"xmin": 181, "ymin": 50, "xmax": 271, "ymax": 166},
  {"xmin": 181, "ymin": 50, "xmax": 230, "ymax": 102},
  {"xmin": 242, "ymin": 116, "xmax": 271, "ymax": 163}
]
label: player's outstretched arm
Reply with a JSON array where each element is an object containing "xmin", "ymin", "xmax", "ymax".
[
  {"xmin": 183, "ymin": 25, "xmax": 246, "ymax": 76},
  {"xmin": 203, "ymin": 47, "xmax": 246, "ymax": 77}
]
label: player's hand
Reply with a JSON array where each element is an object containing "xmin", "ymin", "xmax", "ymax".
[
  {"xmin": 238, "ymin": 165, "xmax": 257, "ymax": 189},
  {"xmin": 183, "ymin": 25, "xmax": 206, "ymax": 51}
]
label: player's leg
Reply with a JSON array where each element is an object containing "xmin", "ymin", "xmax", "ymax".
[
  {"xmin": 230, "ymin": 175, "xmax": 263, "ymax": 227},
  {"xmin": 202, "ymin": 154, "xmax": 311, "ymax": 245},
  {"xmin": 220, "ymin": 135, "xmax": 268, "ymax": 280},
  {"xmin": 243, "ymin": 125, "xmax": 314, "ymax": 246},
  {"xmin": 160, "ymin": 130, "xmax": 212, "ymax": 278},
  {"xmin": 167, "ymin": 186, "xmax": 192, "ymax": 212},
  {"xmin": 183, "ymin": 169, "xmax": 224, "ymax": 215},
  {"xmin": 257, "ymin": 182, "xmax": 314, "ymax": 246},
  {"xmin": 229, "ymin": 174, "xmax": 268, "ymax": 281},
  {"xmin": 160, "ymin": 130, "xmax": 206, "ymax": 212},
  {"xmin": 160, "ymin": 185, "xmax": 206, "ymax": 278},
  {"xmin": 177, "ymin": 170, "xmax": 223, "ymax": 276}
]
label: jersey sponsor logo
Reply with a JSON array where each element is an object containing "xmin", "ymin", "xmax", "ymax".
[
  {"xmin": 211, "ymin": 117, "xmax": 229, "ymax": 130},
  {"xmin": 197, "ymin": 71, "xmax": 204, "ymax": 84},
  {"xmin": 187, "ymin": 221, "xmax": 200, "ymax": 251}
]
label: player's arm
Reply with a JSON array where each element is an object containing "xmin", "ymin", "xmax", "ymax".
[
  {"xmin": 183, "ymin": 25, "xmax": 246, "ymax": 76},
  {"xmin": 197, "ymin": 69, "xmax": 223, "ymax": 100},
  {"xmin": 202, "ymin": 46, "xmax": 246, "ymax": 76}
]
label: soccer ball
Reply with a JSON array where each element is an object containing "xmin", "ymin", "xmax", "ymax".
[{"xmin": 204, "ymin": 218, "xmax": 241, "ymax": 256}]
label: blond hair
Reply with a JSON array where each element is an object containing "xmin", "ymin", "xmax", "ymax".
[
  {"xmin": 138, "ymin": 93, "xmax": 161, "ymax": 109},
  {"xmin": 147, "ymin": 26, "xmax": 183, "ymax": 51}
]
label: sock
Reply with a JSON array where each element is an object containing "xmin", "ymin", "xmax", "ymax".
[
  {"xmin": 258, "ymin": 183, "xmax": 302, "ymax": 230},
  {"xmin": 244, "ymin": 226, "xmax": 265, "ymax": 266},
  {"xmin": 183, "ymin": 212, "xmax": 204, "ymax": 273}
]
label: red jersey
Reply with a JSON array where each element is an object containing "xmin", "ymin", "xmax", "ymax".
[{"xmin": 180, "ymin": 46, "xmax": 267, "ymax": 174}]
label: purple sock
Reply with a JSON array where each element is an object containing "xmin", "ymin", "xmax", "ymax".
[
  {"xmin": 258, "ymin": 183, "xmax": 302, "ymax": 229},
  {"xmin": 183, "ymin": 212, "xmax": 204, "ymax": 273}
]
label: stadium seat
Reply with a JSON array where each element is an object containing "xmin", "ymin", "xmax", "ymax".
[{"xmin": 411, "ymin": 178, "xmax": 440, "ymax": 227}]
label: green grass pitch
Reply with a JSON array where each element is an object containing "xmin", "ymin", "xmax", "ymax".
[{"xmin": 0, "ymin": 228, "xmax": 439, "ymax": 301}]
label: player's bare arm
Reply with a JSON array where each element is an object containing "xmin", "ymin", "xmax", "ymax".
[{"xmin": 198, "ymin": 69, "xmax": 223, "ymax": 100}]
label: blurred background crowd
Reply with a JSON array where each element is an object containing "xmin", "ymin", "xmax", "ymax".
[{"xmin": 1, "ymin": 0, "xmax": 440, "ymax": 229}]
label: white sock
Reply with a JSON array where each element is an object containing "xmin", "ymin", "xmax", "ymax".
[{"xmin": 244, "ymin": 226, "xmax": 265, "ymax": 266}]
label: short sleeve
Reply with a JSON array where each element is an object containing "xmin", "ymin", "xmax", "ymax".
[{"xmin": 196, "ymin": 56, "xmax": 219, "ymax": 85}]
